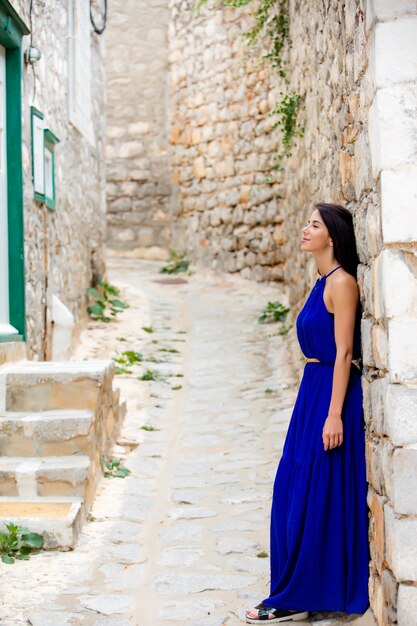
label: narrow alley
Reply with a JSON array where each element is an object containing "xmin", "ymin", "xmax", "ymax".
[{"xmin": 0, "ymin": 258, "xmax": 375, "ymax": 626}]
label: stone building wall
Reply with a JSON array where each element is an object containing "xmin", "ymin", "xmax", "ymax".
[
  {"xmin": 104, "ymin": 0, "xmax": 171, "ymax": 258},
  {"xmin": 168, "ymin": 0, "xmax": 284, "ymax": 284},
  {"xmin": 363, "ymin": 4, "xmax": 417, "ymax": 625},
  {"xmin": 167, "ymin": 0, "xmax": 375, "ymax": 308},
  {"xmin": 9, "ymin": 0, "xmax": 107, "ymax": 360}
]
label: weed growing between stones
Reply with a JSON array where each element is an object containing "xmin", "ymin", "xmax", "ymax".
[
  {"xmin": 140, "ymin": 424, "xmax": 160, "ymax": 431},
  {"xmin": 193, "ymin": 0, "xmax": 304, "ymax": 175},
  {"xmin": 160, "ymin": 250, "xmax": 190, "ymax": 274},
  {"xmin": 257, "ymin": 550, "xmax": 269, "ymax": 558},
  {"xmin": 87, "ymin": 277, "xmax": 129, "ymax": 322},
  {"xmin": 102, "ymin": 458, "xmax": 131, "ymax": 479},
  {"xmin": 258, "ymin": 301, "xmax": 289, "ymax": 324},
  {"xmin": 0, "ymin": 523, "xmax": 44, "ymax": 564},
  {"xmin": 112, "ymin": 350, "xmax": 144, "ymax": 374},
  {"xmin": 138, "ymin": 369, "xmax": 161, "ymax": 381},
  {"xmin": 142, "ymin": 326, "xmax": 155, "ymax": 333}
]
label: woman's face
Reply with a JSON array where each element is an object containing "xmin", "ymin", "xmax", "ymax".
[{"xmin": 301, "ymin": 209, "xmax": 332, "ymax": 252}]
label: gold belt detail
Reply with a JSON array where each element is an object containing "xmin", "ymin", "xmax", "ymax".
[{"xmin": 304, "ymin": 356, "xmax": 361, "ymax": 371}]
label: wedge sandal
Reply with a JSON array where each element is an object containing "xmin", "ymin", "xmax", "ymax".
[{"xmin": 245, "ymin": 602, "xmax": 309, "ymax": 623}]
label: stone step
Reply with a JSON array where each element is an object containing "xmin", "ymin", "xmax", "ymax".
[
  {"xmin": 0, "ymin": 410, "xmax": 94, "ymax": 456},
  {"xmin": 0, "ymin": 497, "xmax": 85, "ymax": 549},
  {"xmin": 0, "ymin": 360, "xmax": 114, "ymax": 411},
  {"xmin": 0, "ymin": 455, "xmax": 91, "ymax": 499}
]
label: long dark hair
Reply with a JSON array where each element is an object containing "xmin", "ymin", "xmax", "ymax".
[{"xmin": 315, "ymin": 203, "xmax": 359, "ymax": 278}]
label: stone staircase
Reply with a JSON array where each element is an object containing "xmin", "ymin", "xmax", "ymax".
[{"xmin": 0, "ymin": 360, "xmax": 126, "ymax": 549}]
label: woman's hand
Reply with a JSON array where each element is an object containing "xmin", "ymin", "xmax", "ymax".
[{"xmin": 322, "ymin": 414, "xmax": 343, "ymax": 451}]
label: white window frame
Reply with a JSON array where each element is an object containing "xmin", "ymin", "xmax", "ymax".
[
  {"xmin": 68, "ymin": 0, "xmax": 94, "ymax": 144},
  {"xmin": 44, "ymin": 128, "xmax": 59, "ymax": 211},
  {"xmin": 31, "ymin": 106, "xmax": 45, "ymax": 201}
]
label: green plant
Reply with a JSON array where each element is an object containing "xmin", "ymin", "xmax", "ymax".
[
  {"xmin": 112, "ymin": 350, "xmax": 144, "ymax": 374},
  {"xmin": 258, "ymin": 301, "xmax": 289, "ymax": 324},
  {"xmin": 160, "ymin": 251, "xmax": 190, "ymax": 275},
  {"xmin": 103, "ymin": 458, "xmax": 131, "ymax": 479},
  {"xmin": 0, "ymin": 523, "xmax": 44, "ymax": 564},
  {"xmin": 140, "ymin": 424, "xmax": 160, "ymax": 431},
  {"xmin": 271, "ymin": 92, "xmax": 304, "ymax": 169},
  {"xmin": 257, "ymin": 550, "xmax": 269, "ymax": 558},
  {"xmin": 142, "ymin": 326, "xmax": 154, "ymax": 334},
  {"xmin": 87, "ymin": 277, "xmax": 129, "ymax": 322},
  {"xmin": 138, "ymin": 369, "xmax": 160, "ymax": 381},
  {"xmin": 265, "ymin": 387, "xmax": 273, "ymax": 394},
  {"xmin": 193, "ymin": 0, "xmax": 304, "ymax": 173},
  {"xmin": 172, "ymin": 385, "xmax": 182, "ymax": 391}
]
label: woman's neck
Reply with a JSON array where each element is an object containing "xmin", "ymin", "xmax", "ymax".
[{"xmin": 314, "ymin": 251, "xmax": 338, "ymax": 277}]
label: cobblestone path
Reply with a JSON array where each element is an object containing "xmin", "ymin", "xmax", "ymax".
[{"xmin": 0, "ymin": 259, "xmax": 375, "ymax": 626}]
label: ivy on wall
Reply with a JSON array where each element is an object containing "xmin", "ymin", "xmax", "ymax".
[{"xmin": 194, "ymin": 0, "xmax": 304, "ymax": 174}]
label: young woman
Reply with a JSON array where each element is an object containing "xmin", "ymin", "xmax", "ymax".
[{"xmin": 245, "ymin": 203, "xmax": 369, "ymax": 623}]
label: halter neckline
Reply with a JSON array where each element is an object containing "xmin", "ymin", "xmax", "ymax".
[
  {"xmin": 324, "ymin": 265, "xmax": 342, "ymax": 278},
  {"xmin": 317, "ymin": 265, "xmax": 342, "ymax": 283}
]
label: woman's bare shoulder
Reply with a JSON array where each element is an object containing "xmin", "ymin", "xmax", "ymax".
[{"xmin": 330, "ymin": 269, "xmax": 358, "ymax": 300}]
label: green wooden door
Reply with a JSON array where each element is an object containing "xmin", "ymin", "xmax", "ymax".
[{"xmin": 0, "ymin": 1, "xmax": 29, "ymax": 343}]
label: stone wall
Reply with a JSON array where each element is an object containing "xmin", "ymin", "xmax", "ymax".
[
  {"xmin": 167, "ymin": 0, "xmax": 376, "ymax": 308},
  {"xmin": 363, "ymin": 4, "xmax": 417, "ymax": 625},
  {"xmin": 105, "ymin": 0, "xmax": 171, "ymax": 258},
  {"xmin": 169, "ymin": 0, "xmax": 285, "ymax": 284},
  {"xmin": 10, "ymin": 0, "xmax": 107, "ymax": 360}
]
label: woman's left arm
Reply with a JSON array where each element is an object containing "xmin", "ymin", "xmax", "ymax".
[{"xmin": 322, "ymin": 275, "xmax": 359, "ymax": 451}]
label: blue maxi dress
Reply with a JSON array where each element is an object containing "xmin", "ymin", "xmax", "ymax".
[{"xmin": 263, "ymin": 266, "xmax": 369, "ymax": 614}]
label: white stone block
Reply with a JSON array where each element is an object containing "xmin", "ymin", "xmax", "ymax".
[
  {"xmin": 397, "ymin": 584, "xmax": 417, "ymax": 626},
  {"xmin": 387, "ymin": 319, "xmax": 417, "ymax": 382},
  {"xmin": 392, "ymin": 445, "xmax": 417, "ymax": 514},
  {"xmin": 354, "ymin": 131, "xmax": 373, "ymax": 200},
  {"xmin": 368, "ymin": 86, "xmax": 417, "ymax": 177},
  {"xmin": 373, "ymin": 18, "xmax": 417, "ymax": 88},
  {"xmin": 381, "ymin": 167, "xmax": 417, "ymax": 243},
  {"xmin": 373, "ymin": 324, "xmax": 388, "ymax": 370},
  {"xmin": 385, "ymin": 503, "xmax": 417, "ymax": 581},
  {"xmin": 370, "ymin": 376, "xmax": 387, "ymax": 434},
  {"xmin": 367, "ymin": 0, "xmax": 417, "ymax": 27},
  {"xmin": 365, "ymin": 203, "xmax": 381, "ymax": 258},
  {"xmin": 373, "ymin": 250, "xmax": 417, "ymax": 318},
  {"xmin": 361, "ymin": 317, "xmax": 374, "ymax": 367},
  {"xmin": 385, "ymin": 383, "xmax": 417, "ymax": 445}
]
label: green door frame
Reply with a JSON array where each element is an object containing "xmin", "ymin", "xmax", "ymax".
[{"xmin": 0, "ymin": 1, "xmax": 30, "ymax": 343}]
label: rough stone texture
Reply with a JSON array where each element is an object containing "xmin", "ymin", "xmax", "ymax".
[
  {"xmin": 104, "ymin": 0, "xmax": 171, "ymax": 257},
  {"xmin": 167, "ymin": 0, "xmax": 377, "ymax": 308},
  {"xmin": 8, "ymin": 1, "xmax": 107, "ymax": 360},
  {"xmin": 363, "ymin": 4, "xmax": 417, "ymax": 624}
]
